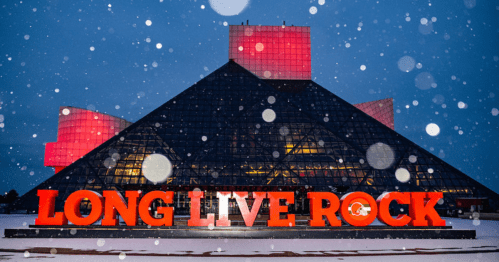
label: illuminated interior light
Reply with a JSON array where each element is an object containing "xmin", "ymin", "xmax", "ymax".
[
  {"xmin": 285, "ymin": 144, "xmax": 295, "ymax": 154},
  {"xmin": 285, "ymin": 143, "xmax": 318, "ymax": 154},
  {"xmin": 245, "ymin": 170, "xmax": 268, "ymax": 175}
]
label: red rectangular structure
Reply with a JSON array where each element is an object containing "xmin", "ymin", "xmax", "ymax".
[
  {"xmin": 229, "ymin": 25, "xmax": 311, "ymax": 80},
  {"xmin": 354, "ymin": 98, "xmax": 395, "ymax": 130},
  {"xmin": 44, "ymin": 107, "xmax": 131, "ymax": 173}
]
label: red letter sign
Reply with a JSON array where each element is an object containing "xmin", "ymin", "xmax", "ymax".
[
  {"xmin": 267, "ymin": 192, "xmax": 295, "ymax": 227},
  {"xmin": 35, "ymin": 190, "xmax": 68, "ymax": 226},
  {"xmin": 64, "ymin": 190, "xmax": 104, "ymax": 226},
  {"xmin": 340, "ymin": 192, "xmax": 378, "ymax": 226},
  {"xmin": 376, "ymin": 192, "xmax": 411, "ymax": 227},
  {"xmin": 216, "ymin": 191, "xmax": 231, "ymax": 227},
  {"xmin": 234, "ymin": 192, "xmax": 266, "ymax": 227},
  {"xmin": 307, "ymin": 192, "xmax": 341, "ymax": 227},
  {"xmin": 187, "ymin": 191, "xmax": 215, "ymax": 227},
  {"xmin": 101, "ymin": 191, "xmax": 141, "ymax": 226},
  {"xmin": 409, "ymin": 192, "xmax": 446, "ymax": 226},
  {"xmin": 138, "ymin": 191, "xmax": 174, "ymax": 226}
]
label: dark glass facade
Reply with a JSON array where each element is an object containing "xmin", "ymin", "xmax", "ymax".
[{"xmin": 13, "ymin": 61, "xmax": 499, "ymax": 215}]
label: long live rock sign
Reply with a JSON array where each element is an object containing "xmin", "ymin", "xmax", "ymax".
[{"xmin": 35, "ymin": 190, "xmax": 445, "ymax": 227}]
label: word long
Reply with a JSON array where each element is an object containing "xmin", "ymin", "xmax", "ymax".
[{"xmin": 35, "ymin": 190, "xmax": 445, "ymax": 227}]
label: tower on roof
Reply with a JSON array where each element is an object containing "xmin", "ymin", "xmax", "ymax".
[
  {"xmin": 229, "ymin": 25, "xmax": 311, "ymax": 80},
  {"xmin": 44, "ymin": 106, "xmax": 132, "ymax": 174}
]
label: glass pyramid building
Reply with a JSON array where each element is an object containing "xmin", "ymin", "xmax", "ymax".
[{"xmin": 13, "ymin": 25, "xmax": 498, "ymax": 216}]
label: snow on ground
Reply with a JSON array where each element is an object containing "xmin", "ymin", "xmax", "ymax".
[{"xmin": 0, "ymin": 214, "xmax": 498, "ymax": 261}]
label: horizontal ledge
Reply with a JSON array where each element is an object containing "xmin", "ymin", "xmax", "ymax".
[
  {"xmin": 28, "ymin": 225, "xmax": 454, "ymax": 230},
  {"xmin": 6, "ymin": 226, "xmax": 475, "ymax": 239}
]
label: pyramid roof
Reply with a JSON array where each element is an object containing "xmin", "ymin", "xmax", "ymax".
[{"xmin": 13, "ymin": 61, "xmax": 499, "ymax": 212}]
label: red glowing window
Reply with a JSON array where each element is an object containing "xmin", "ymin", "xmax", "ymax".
[
  {"xmin": 229, "ymin": 25, "xmax": 311, "ymax": 80},
  {"xmin": 354, "ymin": 98, "xmax": 395, "ymax": 130},
  {"xmin": 44, "ymin": 107, "xmax": 132, "ymax": 173}
]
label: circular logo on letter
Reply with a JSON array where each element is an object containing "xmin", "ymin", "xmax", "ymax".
[{"xmin": 347, "ymin": 198, "xmax": 371, "ymax": 218}]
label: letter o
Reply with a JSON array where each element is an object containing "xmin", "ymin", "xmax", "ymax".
[
  {"xmin": 340, "ymin": 192, "xmax": 378, "ymax": 226},
  {"xmin": 64, "ymin": 190, "xmax": 104, "ymax": 226}
]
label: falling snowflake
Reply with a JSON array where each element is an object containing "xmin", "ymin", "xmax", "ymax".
[{"xmin": 309, "ymin": 6, "xmax": 318, "ymax": 15}]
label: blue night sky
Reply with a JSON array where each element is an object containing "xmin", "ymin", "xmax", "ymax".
[{"xmin": 1, "ymin": 0, "xmax": 498, "ymax": 196}]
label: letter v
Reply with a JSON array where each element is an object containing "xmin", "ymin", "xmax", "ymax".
[{"xmin": 234, "ymin": 192, "xmax": 266, "ymax": 227}]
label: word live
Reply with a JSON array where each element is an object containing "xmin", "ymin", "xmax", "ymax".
[{"xmin": 35, "ymin": 190, "xmax": 446, "ymax": 228}]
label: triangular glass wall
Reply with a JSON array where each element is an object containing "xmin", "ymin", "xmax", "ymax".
[{"xmin": 13, "ymin": 61, "xmax": 498, "ymax": 214}]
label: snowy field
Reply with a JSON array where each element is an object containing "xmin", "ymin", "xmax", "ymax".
[{"xmin": 0, "ymin": 214, "xmax": 498, "ymax": 261}]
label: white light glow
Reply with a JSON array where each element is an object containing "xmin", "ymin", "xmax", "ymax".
[
  {"xmin": 426, "ymin": 123, "xmax": 440, "ymax": 136},
  {"xmin": 255, "ymin": 43, "xmax": 264, "ymax": 52},
  {"xmin": 209, "ymin": 0, "xmax": 249, "ymax": 16},
  {"xmin": 142, "ymin": 154, "xmax": 172, "ymax": 183},
  {"xmin": 262, "ymin": 109, "xmax": 276, "ymax": 123},
  {"xmin": 395, "ymin": 168, "xmax": 411, "ymax": 183},
  {"xmin": 309, "ymin": 6, "xmax": 318, "ymax": 15},
  {"xmin": 366, "ymin": 142, "xmax": 395, "ymax": 170}
]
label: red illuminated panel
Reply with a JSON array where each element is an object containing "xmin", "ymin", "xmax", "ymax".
[
  {"xmin": 354, "ymin": 98, "xmax": 395, "ymax": 130},
  {"xmin": 229, "ymin": 25, "xmax": 311, "ymax": 80},
  {"xmin": 44, "ymin": 106, "xmax": 132, "ymax": 173}
]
